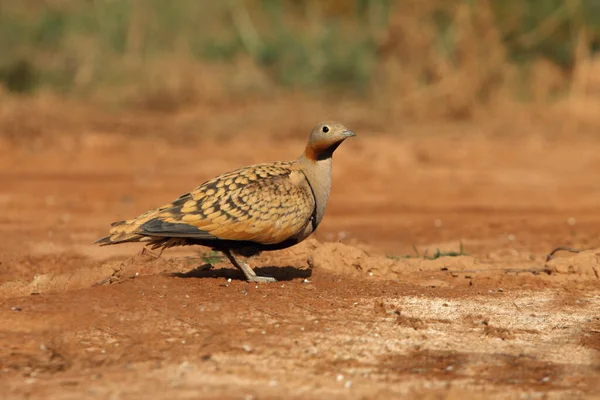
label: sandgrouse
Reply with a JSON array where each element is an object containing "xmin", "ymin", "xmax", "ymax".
[{"xmin": 95, "ymin": 122, "xmax": 355, "ymax": 282}]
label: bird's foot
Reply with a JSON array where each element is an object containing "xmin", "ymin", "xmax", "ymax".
[
  {"xmin": 140, "ymin": 246, "xmax": 164, "ymax": 259},
  {"xmin": 247, "ymin": 275, "xmax": 277, "ymax": 283},
  {"xmin": 221, "ymin": 249, "xmax": 277, "ymax": 283}
]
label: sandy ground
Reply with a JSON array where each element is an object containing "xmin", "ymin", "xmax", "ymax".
[{"xmin": 1, "ymin": 99, "xmax": 600, "ymax": 399}]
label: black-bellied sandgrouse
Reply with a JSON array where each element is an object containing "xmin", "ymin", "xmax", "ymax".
[{"xmin": 95, "ymin": 122, "xmax": 355, "ymax": 282}]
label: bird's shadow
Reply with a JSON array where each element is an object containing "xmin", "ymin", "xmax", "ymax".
[{"xmin": 170, "ymin": 264, "xmax": 311, "ymax": 282}]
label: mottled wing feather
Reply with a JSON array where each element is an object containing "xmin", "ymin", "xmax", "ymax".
[
  {"xmin": 100, "ymin": 161, "xmax": 316, "ymax": 246},
  {"xmin": 139, "ymin": 218, "xmax": 218, "ymax": 239}
]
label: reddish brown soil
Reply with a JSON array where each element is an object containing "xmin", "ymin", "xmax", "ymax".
[{"xmin": 1, "ymin": 99, "xmax": 600, "ymax": 399}]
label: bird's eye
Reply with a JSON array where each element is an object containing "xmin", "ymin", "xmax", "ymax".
[{"xmin": 322, "ymin": 126, "xmax": 329, "ymax": 133}]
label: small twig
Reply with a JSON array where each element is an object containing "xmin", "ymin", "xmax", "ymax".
[
  {"xmin": 512, "ymin": 301, "xmax": 521, "ymax": 312},
  {"xmin": 446, "ymin": 268, "xmax": 552, "ymax": 275},
  {"xmin": 545, "ymin": 246, "xmax": 582, "ymax": 262},
  {"xmin": 412, "ymin": 244, "xmax": 420, "ymax": 258}
]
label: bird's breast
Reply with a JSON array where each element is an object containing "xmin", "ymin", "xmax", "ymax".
[{"xmin": 290, "ymin": 217, "xmax": 317, "ymax": 244}]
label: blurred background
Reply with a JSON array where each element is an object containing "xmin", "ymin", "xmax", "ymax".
[
  {"xmin": 2, "ymin": 0, "xmax": 600, "ymax": 135},
  {"xmin": 3, "ymin": 4, "xmax": 600, "ymax": 398},
  {"xmin": 3, "ymin": 0, "xmax": 600, "ymax": 255}
]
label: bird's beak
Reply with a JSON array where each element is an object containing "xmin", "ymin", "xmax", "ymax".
[{"xmin": 342, "ymin": 130, "xmax": 356, "ymax": 138}]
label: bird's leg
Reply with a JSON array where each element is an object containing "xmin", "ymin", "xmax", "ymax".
[
  {"xmin": 221, "ymin": 249, "xmax": 277, "ymax": 283},
  {"xmin": 546, "ymin": 245, "xmax": 582, "ymax": 261},
  {"xmin": 140, "ymin": 246, "xmax": 165, "ymax": 259}
]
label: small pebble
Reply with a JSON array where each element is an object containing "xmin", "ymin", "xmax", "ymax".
[{"xmin": 336, "ymin": 374, "xmax": 344, "ymax": 382}]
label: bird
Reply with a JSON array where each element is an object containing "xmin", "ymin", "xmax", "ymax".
[{"xmin": 95, "ymin": 121, "xmax": 356, "ymax": 283}]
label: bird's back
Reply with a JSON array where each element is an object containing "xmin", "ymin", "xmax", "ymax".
[{"xmin": 95, "ymin": 160, "xmax": 317, "ymax": 249}]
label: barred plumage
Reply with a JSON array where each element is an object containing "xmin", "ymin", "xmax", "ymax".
[{"xmin": 96, "ymin": 121, "xmax": 355, "ymax": 282}]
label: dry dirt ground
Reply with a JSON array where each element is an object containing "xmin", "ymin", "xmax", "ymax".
[{"xmin": 1, "ymin": 100, "xmax": 600, "ymax": 399}]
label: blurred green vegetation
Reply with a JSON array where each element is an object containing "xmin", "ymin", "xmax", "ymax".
[{"xmin": 0, "ymin": 0, "xmax": 598, "ymax": 103}]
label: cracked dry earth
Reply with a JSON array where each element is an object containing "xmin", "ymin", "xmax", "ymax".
[{"xmin": 1, "ymin": 118, "xmax": 600, "ymax": 399}]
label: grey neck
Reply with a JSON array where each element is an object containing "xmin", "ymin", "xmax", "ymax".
[{"xmin": 298, "ymin": 155, "xmax": 333, "ymax": 228}]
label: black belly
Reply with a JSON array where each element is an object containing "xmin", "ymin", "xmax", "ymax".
[{"xmin": 164, "ymin": 237, "xmax": 300, "ymax": 257}]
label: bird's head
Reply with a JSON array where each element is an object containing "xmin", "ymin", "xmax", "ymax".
[{"xmin": 303, "ymin": 121, "xmax": 356, "ymax": 161}]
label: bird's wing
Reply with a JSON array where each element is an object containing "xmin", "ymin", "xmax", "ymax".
[{"xmin": 102, "ymin": 162, "xmax": 316, "ymax": 246}]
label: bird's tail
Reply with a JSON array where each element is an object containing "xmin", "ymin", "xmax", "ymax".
[
  {"xmin": 95, "ymin": 200, "xmax": 181, "ymax": 246},
  {"xmin": 94, "ymin": 219, "xmax": 151, "ymax": 246}
]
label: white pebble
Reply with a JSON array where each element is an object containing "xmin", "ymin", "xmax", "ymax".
[
  {"xmin": 336, "ymin": 374, "xmax": 344, "ymax": 382},
  {"xmin": 337, "ymin": 231, "xmax": 349, "ymax": 241},
  {"xmin": 179, "ymin": 361, "xmax": 191, "ymax": 370}
]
